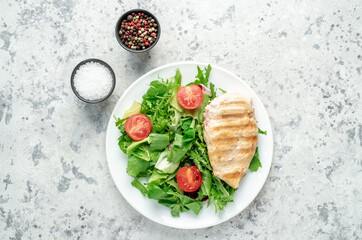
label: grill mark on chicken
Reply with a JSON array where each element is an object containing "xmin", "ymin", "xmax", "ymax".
[
  {"xmin": 219, "ymin": 106, "xmax": 250, "ymax": 115},
  {"xmin": 219, "ymin": 114, "xmax": 249, "ymax": 120},
  {"xmin": 210, "ymin": 117, "xmax": 251, "ymax": 129},
  {"xmin": 211, "ymin": 148, "xmax": 255, "ymax": 161},
  {"xmin": 207, "ymin": 137, "xmax": 257, "ymax": 153},
  {"xmin": 207, "ymin": 135, "xmax": 257, "ymax": 146},
  {"xmin": 211, "ymin": 126, "xmax": 258, "ymax": 139}
]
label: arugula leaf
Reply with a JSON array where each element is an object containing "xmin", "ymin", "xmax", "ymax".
[
  {"xmin": 218, "ymin": 88, "xmax": 227, "ymax": 93},
  {"xmin": 178, "ymin": 194, "xmax": 194, "ymax": 205},
  {"xmin": 158, "ymin": 198, "xmax": 177, "ymax": 208},
  {"xmin": 167, "ymin": 179, "xmax": 183, "ymax": 194},
  {"xmin": 196, "ymin": 66, "xmax": 206, "ymax": 85},
  {"xmin": 185, "ymin": 202, "xmax": 202, "ymax": 215},
  {"xmin": 195, "ymin": 64, "xmax": 212, "ymax": 85},
  {"xmin": 249, "ymin": 147, "xmax": 262, "ymax": 172},
  {"xmin": 115, "ymin": 117, "xmax": 133, "ymax": 153},
  {"xmin": 168, "ymin": 69, "xmax": 182, "ymax": 112},
  {"xmin": 152, "ymin": 117, "xmax": 168, "ymax": 133},
  {"xmin": 212, "ymin": 191, "xmax": 234, "ymax": 212},
  {"xmin": 190, "ymin": 149, "xmax": 212, "ymax": 171},
  {"xmin": 210, "ymin": 82, "xmax": 216, "ymax": 100},
  {"xmin": 199, "ymin": 171, "xmax": 212, "ymax": 197},
  {"xmin": 210, "ymin": 178, "xmax": 235, "ymax": 212},
  {"xmin": 213, "ymin": 176, "xmax": 230, "ymax": 196},
  {"xmin": 115, "ymin": 117, "xmax": 127, "ymax": 129},
  {"xmin": 258, "ymin": 128, "xmax": 267, "ymax": 135},
  {"xmin": 204, "ymin": 64, "xmax": 212, "ymax": 83},
  {"xmin": 196, "ymin": 125, "xmax": 204, "ymax": 142},
  {"xmin": 180, "ymin": 205, "xmax": 189, "ymax": 213},
  {"xmin": 187, "ymin": 64, "xmax": 212, "ymax": 86},
  {"xmin": 190, "ymin": 152, "xmax": 203, "ymax": 172},
  {"xmin": 147, "ymin": 186, "xmax": 168, "ymax": 200},
  {"xmin": 127, "ymin": 155, "xmax": 150, "ymax": 177},
  {"xmin": 179, "ymin": 195, "xmax": 203, "ymax": 215},
  {"xmin": 174, "ymin": 68, "xmax": 182, "ymax": 85},
  {"xmin": 131, "ymin": 178, "xmax": 148, "ymax": 196},
  {"xmin": 171, "ymin": 204, "xmax": 181, "ymax": 217},
  {"xmin": 144, "ymin": 81, "xmax": 167, "ymax": 99}
]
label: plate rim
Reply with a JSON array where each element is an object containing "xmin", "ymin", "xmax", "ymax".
[{"xmin": 105, "ymin": 61, "xmax": 274, "ymax": 229}]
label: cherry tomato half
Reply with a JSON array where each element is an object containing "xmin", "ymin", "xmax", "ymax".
[
  {"xmin": 177, "ymin": 85, "xmax": 203, "ymax": 110},
  {"xmin": 177, "ymin": 166, "xmax": 202, "ymax": 192},
  {"xmin": 124, "ymin": 114, "xmax": 152, "ymax": 141}
]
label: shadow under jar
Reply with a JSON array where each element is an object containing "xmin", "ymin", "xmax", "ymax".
[{"xmin": 115, "ymin": 9, "xmax": 161, "ymax": 53}]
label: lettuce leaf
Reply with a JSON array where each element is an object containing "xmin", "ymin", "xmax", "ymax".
[
  {"xmin": 126, "ymin": 155, "xmax": 150, "ymax": 177},
  {"xmin": 249, "ymin": 147, "xmax": 262, "ymax": 172},
  {"xmin": 126, "ymin": 133, "xmax": 169, "ymax": 156},
  {"xmin": 147, "ymin": 170, "xmax": 169, "ymax": 188},
  {"xmin": 155, "ymin": 151, "xmax": 180, "ymax": 173}
]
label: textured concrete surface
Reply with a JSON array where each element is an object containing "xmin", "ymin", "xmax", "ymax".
[{"xmin": 1, "ymin": 0, "xmax": 361, "ymax": 239}]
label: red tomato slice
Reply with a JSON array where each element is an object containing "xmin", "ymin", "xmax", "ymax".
[
  {"xmin": 124, "ymin": 114, "xmax": 152, "ymax": 141},
  {"xmin": 177, "ymin": 166, "xmax": 202, "ymax": 192},
  {"xmin": 177, "ymin": 85, "xmax": 203, "ymax": 110}
]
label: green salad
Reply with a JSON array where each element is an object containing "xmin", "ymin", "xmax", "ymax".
[{"xmin": 115, "ymin": 65, "xmax": 264, "ymax": 217}]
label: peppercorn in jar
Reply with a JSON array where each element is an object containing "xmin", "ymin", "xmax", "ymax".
[{"xmin": 118, "ymin": 12, "xmax": 159, "ymax": 50}]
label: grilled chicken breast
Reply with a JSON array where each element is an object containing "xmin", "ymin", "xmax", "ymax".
[{"xmin": 203, "ymin": 92, "xmax": 258, "ymax": 189}]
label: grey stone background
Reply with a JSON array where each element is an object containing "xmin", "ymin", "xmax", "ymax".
[{"xmin": 1, "ymin": 0, "xmax": 361, "ymax": 239}]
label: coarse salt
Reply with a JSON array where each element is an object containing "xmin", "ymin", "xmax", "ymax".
[{"xmin": 73, "ymin": 61, "xmax": 113, "ymax": 101}]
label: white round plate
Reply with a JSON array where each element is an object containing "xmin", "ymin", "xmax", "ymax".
[{"xmin": 106, "ymin": 62, "xmax": 273, "ymax": 229}]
